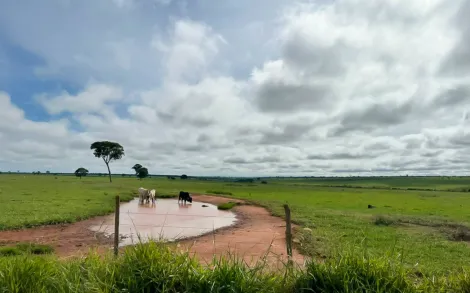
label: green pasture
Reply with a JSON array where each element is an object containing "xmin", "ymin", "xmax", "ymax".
[
  {"xmin": 2, "ymin": 174, "xmax": 470, "ymax": 275},
  {"xmin": 274, "ymin": 176, "xmax": 470, "ymax": 191}
]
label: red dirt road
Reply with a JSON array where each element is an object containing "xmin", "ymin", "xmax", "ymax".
[{"xmin": 0, "ymin": 194, "xmax": 305, "ymax": 266}]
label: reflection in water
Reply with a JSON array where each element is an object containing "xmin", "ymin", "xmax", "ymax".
[
  {"xmin": 139, "ymin": 201, "xmax": 156, "ymax": 208},
  {"xmin": 178, "ymin": 202, "xmax": 191, "ymax": 209},
  {"xmin": 89, "ymin": 198, "xmax": 237, "ymax": 246}
]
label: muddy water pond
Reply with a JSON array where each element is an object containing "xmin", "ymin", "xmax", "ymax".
[{"xmin": 88, "ymin": 198, "xmax": 237, "ymax": 246}]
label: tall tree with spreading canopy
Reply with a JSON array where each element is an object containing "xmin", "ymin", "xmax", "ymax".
[
  {"xmin": 132, "ymin": 164, "xmax": 143, "ymax": 174},
  {"xmin": 90, "ymin": 141, "xmax": 125, "ymax": 183},
  {"xmin": 74, "ymin": 167, "xmax": 89, "ymax": 179}
]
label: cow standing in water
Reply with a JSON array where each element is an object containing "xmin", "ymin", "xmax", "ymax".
[
  {"xmin": 178, "ymin": 191, "xmax": 192, "ymax": 204},
  {"xmin": 148, "ymin": 189, "xmax": 156, "ymax": 205}
]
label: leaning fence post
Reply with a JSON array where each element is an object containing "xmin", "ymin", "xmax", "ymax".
[
  {"xmin": 283, "ymin": 204, "xmax": 293, "ymax": 262},
  {"xmin": 114, "ymin": 195, "xmax": 120, "ymax": 257}
]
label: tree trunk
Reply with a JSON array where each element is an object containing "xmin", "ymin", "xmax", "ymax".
[{"xmin": 106, "ymin": 163, "xmax": 112, "ymax": 183}]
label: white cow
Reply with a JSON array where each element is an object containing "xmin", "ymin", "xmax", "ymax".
[
  {"xmin": 138, "ymin": 187, "xmax": 156, "ymax": 205},
  {"xmin": 138, "ymin": 187, "xmax": 149, "ymax": 204},
  {"xmin": 148, "ymin": 189, "xmax": 156, "ymax": 204}
]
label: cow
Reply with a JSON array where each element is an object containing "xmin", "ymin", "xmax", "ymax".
[
  {"xmin": 138, "ymin": 187, "xmax": 151, "ymax": 204},
  {"xmin": 178, "ymin": 191, "xmax": 192, "ymax": 204},
  {"xmin": 148, "ymin": 189, "xmax": 156, "ymax": 204}
]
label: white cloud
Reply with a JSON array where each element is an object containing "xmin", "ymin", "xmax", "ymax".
[
  {"xmin": 36, "ymin": 84, "xmax": 124, "ymax": 115},
  {"xmin": 1, "ymin": 0, "xmax": 470, "ymax": 176},
  {"xmin": 153, "ymin": 19, "xmax": 227, "ymax": 82}
]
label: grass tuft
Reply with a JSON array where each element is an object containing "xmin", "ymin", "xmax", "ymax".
[
  {"xmin": 0, "ymin": 242, "xmax": 54, "ymax": 256},
  {"xmin": 374, "ymin": 215, "xmax": 397, "ymax": 226},
  {"xmin": 207, "ymin": 190, "xmax": 234, "ymax": 196},
  {"xmin": 294, "ymin": 252, "xmax": 415, "ymax": 293},
  {"xmin": 217, "ymin": 202, "xmax": 238, "ymax": 210},
  {"xmin": 15, "ymin": 242, "xmax": 55, "ymax": 255},
  {"xmin": 0, "ymin": 246, "xmax": 23, "ymax": 256}
]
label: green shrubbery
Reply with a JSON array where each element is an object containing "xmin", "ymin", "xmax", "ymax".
[
  {"xmin": 1, "ymin": 240, "xmax": 470, "ymax": 292},
  {"xmin": 0, "ymin": 242, "xmax": 54, "ymax": 256}
]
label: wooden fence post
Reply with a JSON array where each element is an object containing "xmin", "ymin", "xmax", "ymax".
[
  {"xmin": 114, "ymin": 195, "xmax": 120, "ymax": 257},
  {"xmin": 283, "ymin": 204, "xmax": 293, "ymax": 261}
]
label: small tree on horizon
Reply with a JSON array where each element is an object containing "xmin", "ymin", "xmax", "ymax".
[
  {"xmin": 137, "ymin": 167, "xmax": 149, "ymax": 180},
  {"xmin": 74, "ymin": 167, "xmax": 89, "ymax": 179},
  {"xmin": 132, "ymin": 164, "xmax": 143, "ymax": 174},
  {"xmin": 90, "ymin": 141, "xmax": 125, "ymax": 183},
  {"xmin": 181, "ymin": 174, "xmax": 188, "ymax": 180}
]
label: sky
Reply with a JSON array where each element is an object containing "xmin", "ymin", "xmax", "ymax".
[{"xmin": 1, "ymin": 0, "xmax": 470, "ymax": 177}]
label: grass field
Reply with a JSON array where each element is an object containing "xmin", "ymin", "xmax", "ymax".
[
  {"xmin": 2, "ymin": 174, "xmax": 470, "ymax": 277},
  {"xmin": 4, "ymin": 240, "xmax": 465, "ymax": 293},
  {"xmin": 273, "ymin": 176, "xmax": 470, "ymax": 191}
]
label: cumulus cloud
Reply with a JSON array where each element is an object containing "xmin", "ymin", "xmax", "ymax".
[
  {"xmin": 153, "ymin": 19, "xmax": 227, "ymax": 82},
  {"xmin": 36, "ymin": 84, "xmax": 124, "ymax": 115},
  {"xmin": 1, "ymin": 0, "xmax": 470, "ymax": 176}
]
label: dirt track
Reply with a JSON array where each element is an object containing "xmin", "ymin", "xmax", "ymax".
[
  {"xmin": 178, "ymin": 195, "xmax": 305, "ymax": 266},
  {"xmin": 0, "ymin": 195, "xmax": 305, "ymax": 266}
]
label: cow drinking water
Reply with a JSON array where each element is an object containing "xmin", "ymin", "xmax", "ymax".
[{"xmin": 178, "ymin": 191, "xmax": 192, "ymax": 204}]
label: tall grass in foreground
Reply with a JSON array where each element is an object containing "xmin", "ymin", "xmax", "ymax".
[{"xmin": 1, "ymin": 241, "xmax": 470, "ymax": 292}]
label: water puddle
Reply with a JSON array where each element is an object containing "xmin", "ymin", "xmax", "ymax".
[{"xmin": 88, "ymin": 198, "xmax": 237, "ymax": 246}]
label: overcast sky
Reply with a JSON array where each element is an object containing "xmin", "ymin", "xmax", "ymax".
[{"xmin": 1, "ymin": 0, "xmax": 470, "ymax": 176}]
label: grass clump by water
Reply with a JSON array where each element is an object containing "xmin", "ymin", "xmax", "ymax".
[
  {"xmin": 0, "ymin": 242, "xmax": 54, "ymax": 256},
  {"xmin": 374, "ymin": 215, "xmax": 397, "ymax": 226},
  {"xmin": 0, "ymin": 246, "xmax": 22, "ymax": 256},
  {"xmin": 217, "ymin": 202, "xmax": 238, "ymax": 210},
  {"xmin": 207, "ymin": 190, "xmax": 234, "ymax": 196}
]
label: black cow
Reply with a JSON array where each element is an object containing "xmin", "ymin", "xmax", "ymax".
[{"xmin": 178, "ymin": 191, "xmax": 193, "ymax": 204}]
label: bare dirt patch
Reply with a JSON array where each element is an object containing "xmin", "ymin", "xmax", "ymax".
[
  {"xmin": 0, "ymin": 194, "xmax": 305, "ymax": 266},
  {"xmin": 176, "ymin": 194, "xmax": 305, "ymax": 267},
  {"xmin": 0, "ymin": 215, "xmax": 114, "ymax": 257}
]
